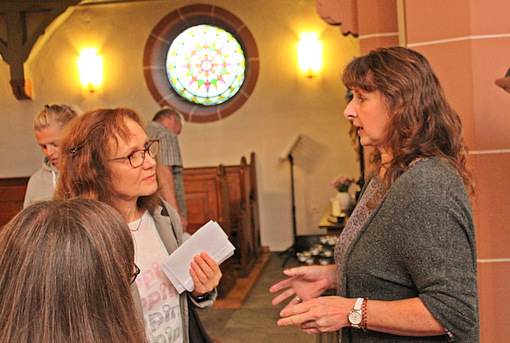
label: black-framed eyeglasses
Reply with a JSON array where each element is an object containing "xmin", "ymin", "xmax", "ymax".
[
  {"xmin": 130, "ymin": 264, "xmax": 141, "ymax": 284},
  {"xmin": 109, "ymin": 140, "xmax": 159, "ymax": 168}
]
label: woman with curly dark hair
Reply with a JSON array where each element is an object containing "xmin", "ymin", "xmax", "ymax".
[{"xmin": 271, "ymin": 47, "xmax": 479, "ymax": 342}]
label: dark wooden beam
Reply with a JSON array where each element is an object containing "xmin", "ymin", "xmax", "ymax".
[{"xmin": 0, "ymin": 1, "xmax": 80, "ymax": 100}]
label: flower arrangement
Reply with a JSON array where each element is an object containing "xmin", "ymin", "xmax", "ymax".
[{"xmin": 330, "ymin": 175, "xmax": 355, "ymax": 193}]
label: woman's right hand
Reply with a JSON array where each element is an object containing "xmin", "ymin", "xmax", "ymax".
[{"xmin": 269, "ymin": 265, "xmax": 336, "ymax": 309}]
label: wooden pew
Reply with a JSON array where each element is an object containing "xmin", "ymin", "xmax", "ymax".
[
  {"xmin": 224, "ymin": 155, "xmax": 261, "ymax": 276},
  {"xmin": 182, "ymin": 165, "xmax": 236, "ymax": 298},
  {"xmin": 248, "ymin": 152, "xmax": 263, "ymax": 258},
  {"xmin": 183, "ymin": 165, "xmax": 231, "ymax": 236},
  {"xmin": 225, "ymin": 157, "xmax": 254, "ymax": 276},
  {"xmin": 182, "ymin": 153, "xmax": 262, "ymax": 288}
]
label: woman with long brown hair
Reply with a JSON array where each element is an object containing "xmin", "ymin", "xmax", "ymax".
[
  {"xmin": 0, "ymin": 198, "xmax": 146, "ymax": 343},
  {"xmin": 271, "ymin": 47, "xmax": 479, "ymax": 342},
  {"xmin": 55, "ymin": 108, "xmax": 221, "ymax": 342}
]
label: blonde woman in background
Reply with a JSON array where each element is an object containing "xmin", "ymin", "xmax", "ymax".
[{"xmin": 23, "ymin": 104, "xmax": 79, "ymax": 207}]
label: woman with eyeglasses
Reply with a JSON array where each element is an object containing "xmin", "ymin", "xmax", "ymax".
[
  {"xmin": 0, "ymin": 198, "xmax": 146, "ymax": 343},
  {"xmin": 55, "ymin": 108, "xmax": 222, "ymax": 342}
]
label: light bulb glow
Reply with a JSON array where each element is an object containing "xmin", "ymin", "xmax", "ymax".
[
  {"xmin": 78, "ymin": 48, "xmax": 103, "ymax": 92},
  {"xmin": 297, "ymin": 33, "xmax": 323, "ymax": 78}
]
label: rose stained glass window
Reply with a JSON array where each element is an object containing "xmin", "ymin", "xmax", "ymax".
[{"xmin": 166, "ymin": 25, "xmax": 246, "ymax": 106}]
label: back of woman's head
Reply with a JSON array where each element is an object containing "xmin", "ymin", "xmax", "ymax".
[
  {"xmin": 343, "ymin": 46, "xmax": 472, "ymax": 192},
  {"xmin": 0, "ymin": 198, "xmax": 146, "ymax": 343},
  {"xmin": 55, "ymin": 108, "xmax": 158, "ymax": 212},
  {"xmin": 33, "ymin": 104, "xmax": 80, "ymax": 131}
]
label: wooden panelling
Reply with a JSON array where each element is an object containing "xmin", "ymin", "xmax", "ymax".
[{"xmin": 0, "ymin": 177, "xmax": 29, "ymax": 228}]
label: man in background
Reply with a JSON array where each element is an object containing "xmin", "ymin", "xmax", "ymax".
[{"xmin": 145, "ymin": 108, "xmax": 188, "ymax": 230}]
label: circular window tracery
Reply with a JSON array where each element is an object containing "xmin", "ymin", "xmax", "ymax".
[
  {"xmin": 143, "ymin": 5, "xmax": 259, "ymax": 123},
  {"xmin": 167, "ymin": 24, "xmax": 246, "ymax": 106}
]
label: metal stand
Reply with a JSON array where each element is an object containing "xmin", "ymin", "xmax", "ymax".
[{"xmin": 279, "ymin": 154, "xmax": 298, "ymax": 267}]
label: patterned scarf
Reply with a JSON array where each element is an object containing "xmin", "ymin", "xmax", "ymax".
[{"xmin": 334, "ymin": 176, "xmax": 384, "ymax": 293}]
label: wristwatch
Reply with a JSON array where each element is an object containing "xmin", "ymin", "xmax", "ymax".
[
  {"xmin": 348, "ymin": 297, "xmax": 364, "ymax": 328},
  {"xmin": 191, "ymin": 292, "xmax": 210, "ymax": 302}
]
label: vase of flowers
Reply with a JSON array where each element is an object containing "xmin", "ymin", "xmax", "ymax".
[{"xmin": 330, "ymin": 175, "xmax": 354, "ymax": 211}]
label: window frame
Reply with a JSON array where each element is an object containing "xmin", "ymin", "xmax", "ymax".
[{"xmin": 143, "ymin": 4, "xmax": 259, "ymax": 123}]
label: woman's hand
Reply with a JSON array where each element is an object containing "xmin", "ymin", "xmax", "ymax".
[
  {"xmin": 277, "ymin": 296, "xmax": 353, "ymax": 334},
  {"xmin": 269, "ymin": 265, "xmax": 336, "ymax": 309},
  {"xmin": 190, "ymin": 252, "xmax": 222, "ymax": 296}
]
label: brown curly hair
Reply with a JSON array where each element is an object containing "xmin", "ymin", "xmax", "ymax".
[
  {"xmin": 342, "ymin": 47, "xmax": 473, "ymax": 194},
  {"xmin": 55, "ymin": 108, "xmax": 159, "ymax": 214}
]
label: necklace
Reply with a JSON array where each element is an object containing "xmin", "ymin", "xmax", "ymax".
[{"xmin": 130, "ymin": 213, "xmax": 143, "ymax": 232}]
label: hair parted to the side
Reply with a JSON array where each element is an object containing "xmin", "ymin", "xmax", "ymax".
[
  {"xmin": 342, "ymin": 46, "xmax": 473, "ymax": 194},
  {"xmin": 55, "ymin": 107, "xmax": 159, "ymax": 213},
  {"xmin": 33, "ymin": 104, "xmax": 80, "ymax": 131},
  {"xmin": 0, "ymin": 198, "xmax": 146, "ymax": 343}
]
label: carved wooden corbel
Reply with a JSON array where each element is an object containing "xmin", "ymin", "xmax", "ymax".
[
  {"xmin": 495, "ymin": 67, "xmax": 510, "ymax": 94},
  {"xmin": 315, "ymin": 0, "xmax": 358, "ymax": 37},
  {"xmin": 0, "ymin": 1, "xmax": 79, "ymax": 100}
]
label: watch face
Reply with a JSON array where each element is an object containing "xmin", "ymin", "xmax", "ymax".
[{"xmin": 349, "ymin": 311, "xmax": 362, "ymax": 325}]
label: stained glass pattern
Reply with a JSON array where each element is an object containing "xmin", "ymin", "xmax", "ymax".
[{"xmin": 166, "ymin": 25, "xmax": 246, "ymax": 106}]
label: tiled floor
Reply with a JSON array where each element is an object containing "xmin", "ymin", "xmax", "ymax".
[{"xmin": 198, "ymin": 252, "xmax": 315, "ymax": 343}]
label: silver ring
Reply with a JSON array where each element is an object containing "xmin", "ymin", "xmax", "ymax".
[{"xmin": 295, "ymin": 296, "xmax": 302, "ymax": 303}]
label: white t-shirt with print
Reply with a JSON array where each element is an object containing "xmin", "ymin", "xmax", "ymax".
[{"xmin": 129, "ymin": 211, "xmax": 183, "ymax": 343}]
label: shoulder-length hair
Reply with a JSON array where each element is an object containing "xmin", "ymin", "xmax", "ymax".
[
  {"xmin": 0, "ymin": 198, "xmax": 146, "ymax": 343},
  {"xmin": 55, "ymin": 107, "xmax": 159, "ymax": 213},
  {"xmin": 342, "ymin": 46, "xmax": 473, "ymax": 193}
]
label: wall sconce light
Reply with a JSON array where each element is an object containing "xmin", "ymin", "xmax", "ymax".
[
  {"xmin": 297, "ymin": 33, "xmax": 323, "ymax": 78},
  {"xmin": 77, "ymin": 48, "xmax": 103, "ymax": 93}
]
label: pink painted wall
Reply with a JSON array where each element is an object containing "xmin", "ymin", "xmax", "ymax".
[
  {"xmin": 357, "ymin": 0, "xmax": 399, "ymax": 52},
  {"xmin": 405, "ymin": 1, "xmax": 510, "ymax": 341},
  {"xmin": 318, "ymin": 0, "xmax": 510, "ymax": 341}
]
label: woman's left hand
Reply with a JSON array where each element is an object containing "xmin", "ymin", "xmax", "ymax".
[
  {"xmin": 190, "ymin": 252, "xmax": 222, "ymax": 296},
  {"xmin": 277, "ymin": 296, "xmax": 352, "ymax": 334}
]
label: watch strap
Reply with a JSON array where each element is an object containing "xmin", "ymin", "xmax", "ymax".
[
  {"xmin": 191, "ymin": 291, "xmax": 210, "ymax": 302},
  {"xmin": 353, "ymin": 297, "xmax": 363, "ymax": 311},
  {"xmin": 349, "ymin": 297, "xmax": 364, "ymax": 328}
]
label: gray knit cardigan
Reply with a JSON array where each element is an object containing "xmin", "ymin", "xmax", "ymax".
[{"xmin": 339, "ymin": 157, "xmax": 479, "ymax": 342}]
